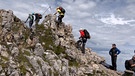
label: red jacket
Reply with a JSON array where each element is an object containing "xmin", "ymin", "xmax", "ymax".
[{"xmin": 79, "ymin": 30, "xmax": 85, "ymax": 37}]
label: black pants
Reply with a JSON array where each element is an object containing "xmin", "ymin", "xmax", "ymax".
[
  {"xmin": 111, "ymin": 56, "xmax": 117, "ymax": 70},
  {"xmin": 131, "ymin": 67, "xmax": 135, "ymax": 72},
  {"xmin": 77, "ymin": 38, "xmax": 87, "ymax": 54},
  {"xmin": 58, "ymin": 15, "xmax": 64, "ymax": 23},
  {"xmin": 35, "ymin": 18, "xmax": 40, "ymax": 25},
  {"xmin": 29, "ymin": 20, "xmax": 33, "ymax": 28}
]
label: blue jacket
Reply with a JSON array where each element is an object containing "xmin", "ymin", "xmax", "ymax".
[{"xmin": 109, "ymin": 47, "xmax": 121, "ymax": 56}]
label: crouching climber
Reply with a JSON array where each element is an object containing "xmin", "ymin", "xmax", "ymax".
[
  {"xmin": 129, "ymin": 55, "xmax": 135, "ymax": 72},
  {"xmin": 125, "ymin": 55, "xmax": 135, "ymax": 75}
]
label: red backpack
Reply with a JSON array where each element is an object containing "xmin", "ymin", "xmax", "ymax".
[
  {"xmin": 38, "ymin": 14, "xmax": 42, "ymax": 19},
  {"xmin": 59, "ymin": 7, "xmax": 65, "ymax": 13}
]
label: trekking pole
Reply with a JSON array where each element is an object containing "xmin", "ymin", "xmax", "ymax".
[{"xmin": 42, "ymin": 6, "xmax": 51, "ymax": 15}]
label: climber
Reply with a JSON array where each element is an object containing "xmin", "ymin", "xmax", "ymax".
[
  {"xmin": 109, "ymin": 44, "xmax": 121, "ymax": 71},
  {"xmin": 54, "ymin": 6, "xmax": 65, "ymax": 24},
  {"xmin": 76, "ymin": 28, "xmax": 90, "ymax": 54},
  {"xmin": 125, "ymin": 50, "xmax": 135, "ymax": 71},
  {"xmin": 25, "ymin": 13, "xmax": 34, "ymax": 29},
  {"xmin": 128, "ymin": 55, "xmax": 135, "ymax": 72},
  {"xmin": 32, "ymin": 13, "xmax": 42, "ymax": 25}
]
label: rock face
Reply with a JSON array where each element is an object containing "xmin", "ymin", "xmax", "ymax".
[{"xmin": 0, "ymin": 10, "xmax": 123, "ymax": 76}]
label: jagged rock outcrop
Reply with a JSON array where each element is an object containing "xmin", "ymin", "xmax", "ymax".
[{"xmin": 0, "ymin": 9, "xmax": 123, "ymax": 76}]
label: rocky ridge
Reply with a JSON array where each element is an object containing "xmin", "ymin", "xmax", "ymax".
[{"xmin": 0, "ymin": 9, "xmax": 122, "ymax": 76}]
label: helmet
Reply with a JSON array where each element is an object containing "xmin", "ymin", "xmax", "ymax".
[
  {"xmin": 32, "ymin": 13, "xmax": 35, "ymax": 15},
  {"xmin": 56, "ymin": 6, "xmax": 62, "ymax": 9},
  {"xmin": 56, "ymin": 7, "xmax": 59, "ymax": 10},
  {"xmin": 79, "ymin": 28, "xmax": 84, "ymax": 31}
]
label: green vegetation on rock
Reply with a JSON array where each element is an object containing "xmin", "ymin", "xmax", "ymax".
[
  {"xmin": 16, "ymin": 50, "xmax": 34, "ymax": 75},
  {"xmin": 36, "ymin": 24, "xmax": 66, "ymax": 55}
]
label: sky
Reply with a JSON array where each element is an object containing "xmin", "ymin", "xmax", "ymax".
[{"xmin": 1, "ymin": 0, "xmax": 135, "ymax": 71}]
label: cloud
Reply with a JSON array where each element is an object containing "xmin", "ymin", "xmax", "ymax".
[
  {"xmin": 100, "ymin": 14, "xmax": 135, "ymax": 25},
  {"xmin": 40, "ymin": 4, "xmax": 50, "ymax": 8},
  {"xmin": 1, "ymin": 0, "xmax": 135, "ymax": 71}
]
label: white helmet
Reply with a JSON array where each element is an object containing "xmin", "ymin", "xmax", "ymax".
[{"xmin": 79, "ymin": 28, "xmax": 84, "ymax": 30}]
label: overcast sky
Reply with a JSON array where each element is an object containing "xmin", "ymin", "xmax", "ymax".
[{"xmin": 1, "ymin": 0, "xmax": 135, "ymax": 71}]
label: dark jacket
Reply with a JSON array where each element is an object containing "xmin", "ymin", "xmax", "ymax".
[
  {"xmin": 109, "ymin": 47, "xmax": 121, "ymax": 57},
  {"xmin": 129, "ymin": 58, "xmax": 135, "ymax": 67}
]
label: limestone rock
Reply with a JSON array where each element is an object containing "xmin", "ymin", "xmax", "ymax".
[
  {"xmin": 0, "ymin": 10, "xmax": 123, "ymax": 76},
  {"xmin": 34, "ymin": 43, "xmax": 44, "ymax": 56}
]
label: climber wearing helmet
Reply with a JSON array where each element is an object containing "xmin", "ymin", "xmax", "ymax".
[
  {"xmin": 76, "ymin": 28, "xmax": 88, "ymax": 54},
  {"xmin": 25, "ymin": 13, "xmax": 34, "ymax": 29},
  {"xmin": 54, "ymin": 6, "xmax": 65, "ymax": 24}
]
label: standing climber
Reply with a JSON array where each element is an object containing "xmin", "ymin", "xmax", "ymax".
[
  {"xmin": 54, "ymin": 6, "xmax": 65, "ymax": 23},
  {"xmin": 25, "ymin": 13, "xmax": 34, "ymax": 29},
  {"xmin": 76, "ymin": 28, "xmax": 90, "ymax": 54},
  {"xmin": 32, "ymin": 13, "xmax": 42, "ymax": 25},
  {"xmin": 109, "ymin": 44, "xmax": 121, "ymax": 71}
]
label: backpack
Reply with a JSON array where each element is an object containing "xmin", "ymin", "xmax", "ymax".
[
  {"xmin": 125, "ymin": 60, "xmax": 131, "ymax": 70},
  {"xmin": 100, "ymin": 61, "xmax": 113, "ymax": 70},
  {"xmin": 59, "ymin": 7, "xmax": 65, "ymax": 14},
  {"xmin": 38, "ymin": 14, "xmax": 42, "ymax": 19},
  {"xmin": 83, "ymin": 29, "xmax": 90, "ymax": 39}
]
